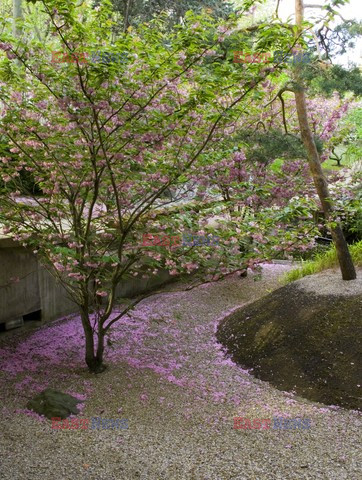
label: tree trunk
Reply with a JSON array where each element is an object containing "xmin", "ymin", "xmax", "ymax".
[
  {"xmin": 80, "ymin": 309, "xmax": 106, "ymax": 373},
  {"xmin": 294, "ymin": 0, "xmax": 356, "ymax": 280},
  {"xmin": 96, "ymin": 324, "xmax": 105, "ymax": 370},
  {"xmin": 13, "ymin": 0, "xmax": 23, "ymax": 38},
  {"xmin": 123, "ymin": 0, "xmax": 132, "ymax": 33}
]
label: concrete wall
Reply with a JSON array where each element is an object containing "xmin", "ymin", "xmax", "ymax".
[
  {"xmin": 38, "ymin": 267, "xmax": 78, "ymax": 324},
  {"xmin": 0, "ymin": 238, "xmax": 172, "ymax": 327},
  {"xmin": 115, "ymin": 269, "xmax": 172, "ymax": 298},
  {"xmin": 0, "ymin": 239, "xmax": 41, "ymax": 325}
]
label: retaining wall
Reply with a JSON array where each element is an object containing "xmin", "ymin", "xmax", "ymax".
[{"xmin": 0, "ymin": 237, "xmax": 172, "ymax": 328}]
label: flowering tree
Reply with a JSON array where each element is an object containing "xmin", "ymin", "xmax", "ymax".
[
  {"xmin": 0, "ymin": 0, "xmax": 301, "ymax": 372},
  {"xmin": 248, "ymin": 80, "xmax": 355, "ymax": 163}
]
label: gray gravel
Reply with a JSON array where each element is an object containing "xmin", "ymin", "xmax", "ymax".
[
  {"xmin": 0, "ymin": 264, "xmax": 361, "ymax": 480},
  {"xmin": 295, "ymin": 269, "xmax": 362, "ymax": 296}
]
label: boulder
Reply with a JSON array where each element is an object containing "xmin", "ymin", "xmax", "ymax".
[{"xmin": 27, "ymin": 388, "xmax": 83, "ymax": 419}]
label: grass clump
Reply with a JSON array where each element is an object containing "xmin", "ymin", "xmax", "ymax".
[{"xmin": 283, "ymin": 240, "xmax": 362, "ymax": 283}]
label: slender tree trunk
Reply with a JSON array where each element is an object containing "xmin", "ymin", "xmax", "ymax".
[
  {"xmin": 96, "ymin": 325, "xmax": 105, "ymax": 368},
  {"xmin": 80, "ymin": 309, "xmax": 106, "ymax": 373},
  {"xmin": 123, "ymin": 0, "xmax": 132, "ymax": 33},
  {"xmin": 13, "ymin": 0, "xmax": 23, "ymax": 38},
  {"xmin": 294, "ymin": 0, "xmax": 356, "ymax": 280}
]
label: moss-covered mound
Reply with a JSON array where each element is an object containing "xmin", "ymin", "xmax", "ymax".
[{"xmin": 216, "ymin": 278, "xmax": 362, "ymax": 410}]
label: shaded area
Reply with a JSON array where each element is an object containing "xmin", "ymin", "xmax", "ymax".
[{"xmin": 216, "ymin": 282, "xmax": 362, "ymax": 410}]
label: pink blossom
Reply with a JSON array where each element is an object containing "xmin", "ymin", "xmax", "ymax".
[
  {"xmin": 54, "ymin": 262, "xmax": 65, "ymax": 271},
  {"xmin": 96, "ymin": 291, "xmax": 108, "ymax": 297}
]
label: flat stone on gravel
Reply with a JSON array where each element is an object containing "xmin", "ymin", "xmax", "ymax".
[{"xmin": 26, "ymin": 388, "xmax": 82, "ymax": 419}]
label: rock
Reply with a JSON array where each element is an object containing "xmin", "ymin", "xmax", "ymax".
[
  {"xmin": 216, "ymin": 272, "xmax": 362, "ymax": 410},
  {"xmin": 27, "ymin": 388, "xmax": 83, "ymax": 419}
]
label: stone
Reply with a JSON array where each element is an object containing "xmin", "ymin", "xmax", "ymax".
[{"xmin": 27, "ymin": 388, "xmax": 83, "ymax": 419}]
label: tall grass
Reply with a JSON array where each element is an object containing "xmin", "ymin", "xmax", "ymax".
[{"xmin": 283, "ymin": 240, "xmax": 362, "ymax": 283}]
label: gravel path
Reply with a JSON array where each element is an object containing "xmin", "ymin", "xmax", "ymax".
[{"xmin": 0, "ymin": 264, "xmax": 361, "ymax": 480}]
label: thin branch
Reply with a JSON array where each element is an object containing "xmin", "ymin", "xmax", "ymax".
[
  {"xmin": 279, "ymin": 92, "xmax": 288, "ymax": 135},
  {"xmin": 275, "ymin": 0, "xmax": 281, "ymax": 18}
]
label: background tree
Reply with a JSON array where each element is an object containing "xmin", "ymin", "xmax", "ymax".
[
  {"xmin": 100, "ymin": 0, "xmax": 235, "ymax": 31},
  {"xmin": 13, "ymin": 0, "xmax": 23, "ymax": 37},
  {"xmin": 291, "ymin": 0, "xmax": 356, "ymax": 280}
]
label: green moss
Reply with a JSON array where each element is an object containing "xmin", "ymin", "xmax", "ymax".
[{"xmin": 217, "ymin": 284, "xmax": 362, "ymax": 410}]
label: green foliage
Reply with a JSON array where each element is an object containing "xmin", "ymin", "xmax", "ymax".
[
  {"xmin": 106, "ymin": 0, "xmax": 235, "ymax": 29},
  {"xmin": 344, "ymin": 108, "xmax": 362, "ymax": 163},
  {"xmin": 218, "ymin": 127, "xmax": 324, "ymax": 166},
  {"xmin": 234, "ymin": 129, "xmax": 306, "ymax": 164},
  {"xmin": 308, "ymin": 65, "xmax": 362, "ymax": 97},
  {"xmin": 341, "ymin": 196, "xmax": 362, "ymax": 241},
  {"xmin": 283, "ymin": 240, "xmax": 362, "ymax": 283},
  {"xmin": 0, "ymin": 57, "xmax": 15, "ymax": 82}
]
